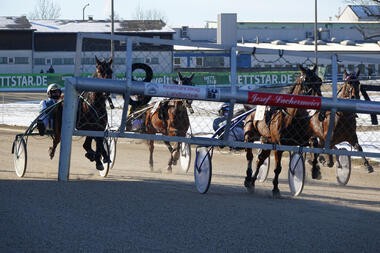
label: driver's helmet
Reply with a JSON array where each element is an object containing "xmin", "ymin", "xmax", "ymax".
[
  {"xmin": 218, "ymin": 103, "xmax": 230, "ymax": 116},
  {"xmin": 47, "ymin": 83, "xmax": 62, "ymax": 99}
]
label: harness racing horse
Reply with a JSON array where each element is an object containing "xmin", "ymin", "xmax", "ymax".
[
  {"xmin": 243, "ymin": 65, "xmax": 322, "ymax": 197},
  {"xmin": 309, "ymin": 70, "xmax": 374, "ymax": 175},
  {"xmin": 76, "ymin": 56, "xmax": 113, "ymax": 171},
  {"xmin": 144, "ymin": 72, "xmax": 194, "ymax": 172}
]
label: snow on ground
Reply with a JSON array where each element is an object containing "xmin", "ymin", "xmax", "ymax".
[{"xmin": 1, "ymin": 98, "xmax": 380, "ymax": 162}]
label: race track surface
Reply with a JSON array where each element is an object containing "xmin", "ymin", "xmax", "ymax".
[{"xmin": 0, "ymin": 127, "xmax": 380, "ymax": 252}]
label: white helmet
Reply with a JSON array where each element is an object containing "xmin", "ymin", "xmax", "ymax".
[{"xmin": 47, "ymin": 83, "xmax": 61, "ymax": 99}]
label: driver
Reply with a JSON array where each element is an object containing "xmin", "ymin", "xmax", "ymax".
[{"xmin": 36, "ymin": 83, "xmax": 62, "ymax": 136}]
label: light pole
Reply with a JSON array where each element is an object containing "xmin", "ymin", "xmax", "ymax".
[
  {"xmin": 83, "ymin": 3, "xmax": 89, "ymax": 21},
  {"xmin": 314, "ymin": 0, "xmax": 318, "ymax": 66},
  {"xmin": 111, "ymin": 0, "xmax": 114, "ymax": 68}
]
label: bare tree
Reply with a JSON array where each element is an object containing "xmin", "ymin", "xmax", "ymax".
[
  {"xmin": 29, "ymin": 0, "xmax": 61, "ymax": 19},
  {"xmin": 133, "ymin": 3, "xmax": 167, "ymax": 23}
]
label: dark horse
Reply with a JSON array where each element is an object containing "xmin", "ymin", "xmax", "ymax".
[
  {"xmin": 243, "ymin": 65, "xmax": 322, "ymax": 197},
  {"xmin": 46, "ymin": 95, "xmax": 64, "ymax": 160},
  {"xmin": 309, "ymin": 70, "xmax": 374, "ymax": 175},
  {"xmin": 76, "ymin": 56, "xmax": 113, "ymax": 170},
  {"xmin": 144, "ymin": 72, "xmax": 193, "ymax": 172}
]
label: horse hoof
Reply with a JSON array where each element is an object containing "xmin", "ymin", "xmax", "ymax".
[
  {"xmin": 312, "ymin": 169, "xmax": 322, "ymax": 180},
  {"xmin": 103, "ymin": 157, "xmax": 111, "ymax": 163},
  {"xmin": 272, "ymin": 189, "xmax": 281, "ymax": 198},
  {"xmin": 244, "ymin": 178, "xmax": 254, "ymax": 193},
  {"xmin": 327, "ymin": 162, "xmax": 334, "ymax": 168},
  {"xmin": 85, "ymin": 152, "xmax": 96, "ymax": 162},
  {"xmin": 367, "ymin": 165, "xmax": 374, "ymax": 173},
  {"xmin": 96, "ymin": 163, "xmax": 104, "ymax": 171}
]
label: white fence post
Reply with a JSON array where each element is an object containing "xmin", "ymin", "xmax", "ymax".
[{"xmin": 58, "ymin": 78, "xmax": 78, "ymax": 181}]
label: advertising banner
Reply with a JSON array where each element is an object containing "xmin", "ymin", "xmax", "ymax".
[{"xmin": 0, "ymin": 71, "xmax": 297, "ymax": 89}]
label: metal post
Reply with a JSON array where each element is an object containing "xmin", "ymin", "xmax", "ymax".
[
  {"xmin": 111, "ymin": 0, "xmax": 115, "ymax": 64},
  {"xmin": 324, "ymin": 54, "xmax": 337, "ymax": 149},
  {"xmin": 82, "ymin": 3, "xmax": 89, "ymax": 21},
  {"xmin": 223, "ymin": 46, "xmax": 237, "ymax": 142},
  {"xmin": 74, "ymin": 33, "xmax": 83, "ymax": 77},
  {"xmin": 314, "ymin": 0, "xmax": 318, "ymax": 66},
  {"xmin": 58, "ymin": 78, "xmax": 78, "ymax": 181},
  {"xmin": 119, "ymin": 39, "xmax": 133, "ymax": 133}
]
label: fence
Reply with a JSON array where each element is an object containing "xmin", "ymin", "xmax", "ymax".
[{"xmin": 53, "ymin": 32, "xmax": 380, "ymax": 180}]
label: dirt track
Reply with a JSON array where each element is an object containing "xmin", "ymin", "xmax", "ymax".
[{"xmin": 1, "ymin": 126, "xmax": 380, "ymax": 252}]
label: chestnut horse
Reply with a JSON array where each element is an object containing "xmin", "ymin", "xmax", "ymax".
[
  {"xmin": 75, "ymin": 56, "xmax": 113, "ymax": 171},
  {"xmin": 309, "ymin": 70, "xmax": 374, "ymax": 175},
  {"xmin": 243, "ymin": 65, "xmax": 322, "ymax": 197},
  {"xmin": 144, "ymin": 72, "xmax": 193, "ymax": 172}
]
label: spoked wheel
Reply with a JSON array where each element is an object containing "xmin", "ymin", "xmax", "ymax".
[
  {"xmin": 194, "ymin": 146, "xmax": 212, "ymax": 194},
  {"xmin": 288, "ymin": 152, "xmax": 305, "ymax": 196},
  {"xmin": 12, "ymin": 136, "xmax": 27, "ymax": 177},
  {"xmin": 336, "ymin": 148, "xmax": 351, "ymax": 186},
  {"xmin": 179, "ymin": 142, "xmax": 191, "ymax": 173},
  {"xmin": 257, "ymin": 156, "xmax": 270, "ymax": 183},
  {"xmin": 99, "ymin": 137, "xmax": 117, "ymax": 177}
]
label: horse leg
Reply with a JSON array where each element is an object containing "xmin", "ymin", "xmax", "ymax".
[
  {"xmin": 148, "ymin": 140, "xmax": 154, "ymax": 171},
  {"xmin": 48, "ymin": 135, "xmax": 60, "ymax": 160},
  {"xmin": 310, "ymin": 137, "xmax": 321, "ymax": 180},
  {"xmin": 272, "ymin": 150, "xmax": 283, "ymax": 198},
  {"xmin": 245, "ymin": 148, "xmax": 271, "ymax": 193},
  {"xmin": 171, "ymin": 142, "xmax": 181, "ymax": 166},
  {"xmin": 83, "ymin": 136, "xmax": 96, "ymax": 162},
  {"xmin": 352, "ymin": 142, "xmax": 374, "ymax": 173},
  {"xmin": 99, "ymin": 137, "xmax": 111, "ymax": 163},
  {"xmin": 244, "ymin": 148, "xmax": 254, "ymax": 189},
  {"xmin": 164, "ymin": 141, "xmax": 174, "ymax": 173},
  {"xmin": 94, "ymin": 137, "xmax": 104, "ymax": 171}
]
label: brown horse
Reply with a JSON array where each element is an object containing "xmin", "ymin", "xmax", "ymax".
[
  {"xmin": 75, "ymin": 56, "xmax": 113, "ymax": 170},
  {"xmin": 144, "ymin": 72, "xmax": 193, "ymax": 172},
  {"xmin": 309, "ymin": 70, "xmax": 374, "ymax": 175},
  {"xmin": 243, "ymin": 65, "xmax": 322, "ymax": 197},
  {"xmin": 47, "ymin": 95, "xmax": 64, "ymax": 160}
]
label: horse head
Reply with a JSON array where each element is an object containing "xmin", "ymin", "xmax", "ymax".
[
  {"xmin": 297, "ymin": 64, "xmax": 322, "ymax": 96},
  {"xmin": 95, "ymin": 56, "xmax": 113, "ymax": 79},
  {"xmin": 173, "ymin": 72, "xmax": 194, "ymax": 85},
  {"xmin": 342, "ymin": 70, "xmax": 361, "ymax": 99}
]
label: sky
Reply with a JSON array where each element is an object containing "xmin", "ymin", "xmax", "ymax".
[{"xmin": 1, "ymin": 0, "xmax": 351, "ymax": 27}]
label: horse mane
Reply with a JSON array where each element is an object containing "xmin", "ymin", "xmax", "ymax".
[{"xmin": 289, "ymin": 75, "xmax": 302, "ymax": 94}]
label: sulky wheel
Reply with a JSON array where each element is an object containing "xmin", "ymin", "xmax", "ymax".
[
  {"xmin": 99, "ymin": 137, "xmax": 116, "ymax": 177},
  {"xmin": 335, "ymin": 148, "xmax": 351, "ymax": 186},
  {"xmin": 194, "ymin": 146, "xmax": 212, "ymax": 194},
  {"xmin": 257, "ymin": 156, "xmax": 270, "ymax": 183},
  {"xmin": 179, "ymin": 142, "xmax": 191, "ymax": 173},
  {"xmin": 12, "ymin": 136, "xmax": 27, "ymax": 178},
  {"xmin": 288, "ymin": 152, "xmax": 305, "ymax": 196}
]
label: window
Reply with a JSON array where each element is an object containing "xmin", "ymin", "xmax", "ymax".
[
  {"xmin": 347, "ymin": 64, "xmax": 355, "ymax": 73},
  {"xmin": 205, "ymin": 56, "xmax": 224, "ymax": 67},
  {"xmin": 81, "ymin": 58, "xmax": 95, "ymax": 65},
  {"xmin": 132, "ymin": 58, "xmax": 144, "ymax": 63},
  {"xmin": 338, "ymin": 64, "xmax": 345, "ymax": 74},
  {"xmin": 63, "ymin": 58, "xmax": 74, "ymax": 65},
  {"xmin": 34, "ymin": 58, "xmax": 45, "ymax": 65},
  {"xmin": 114, "ymin": 58, "xmax": 125, "ymax": 65},
  {"xmin": 358, "ymin": 64, "xmax": 366, "ymax": 74},
  {"xmin": 8, "ymin": 58, "xmax": 14, "ymax": 64},
  {"xmin": 15, "ymin": 57, "xmax": 28, "ymax": 64},
  {"xmin": 0, "ymin": 57, "xmax": 7, "ymax": 64},
  {"xmin": 174, "ymin": 57, "xmax": 181, "ymax": 65},
  {"xmin": 52, "ymin": 58, "xmax": 63, "ymax": 65},
  {"xmin": 368, "ymin": 64, "xmax": 375, "ymax": 76},
  {"xmin": 46, "ymin": 58, "xmax": 52, "ymax": 65},
  {"xmin": 151, "ymin": 57, "xmax": 159, "ymax": 65},
  {"xmin": 196, "ymin": 57, "xmax": 203, "ymax": 66}
]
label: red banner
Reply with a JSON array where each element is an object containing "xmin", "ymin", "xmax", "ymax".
[{"xmin": 247, "ymin": 92, "xmax": 321, "ymax": 109}]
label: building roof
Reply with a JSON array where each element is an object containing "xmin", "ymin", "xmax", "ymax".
[
  {"xmin": 348, "ymin": 5, "xmax": 380, "ymax": 21},
  {"xmin": 0, "ymin": 16, "xmax": 32, "ymax": 30},
  {"xmin": 174, "ymin": 41, "xmax": 380, "ymax": 53},
  {"xmin": 0, "ymin": 16, "xmax": 175, "ymax": 33}
]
